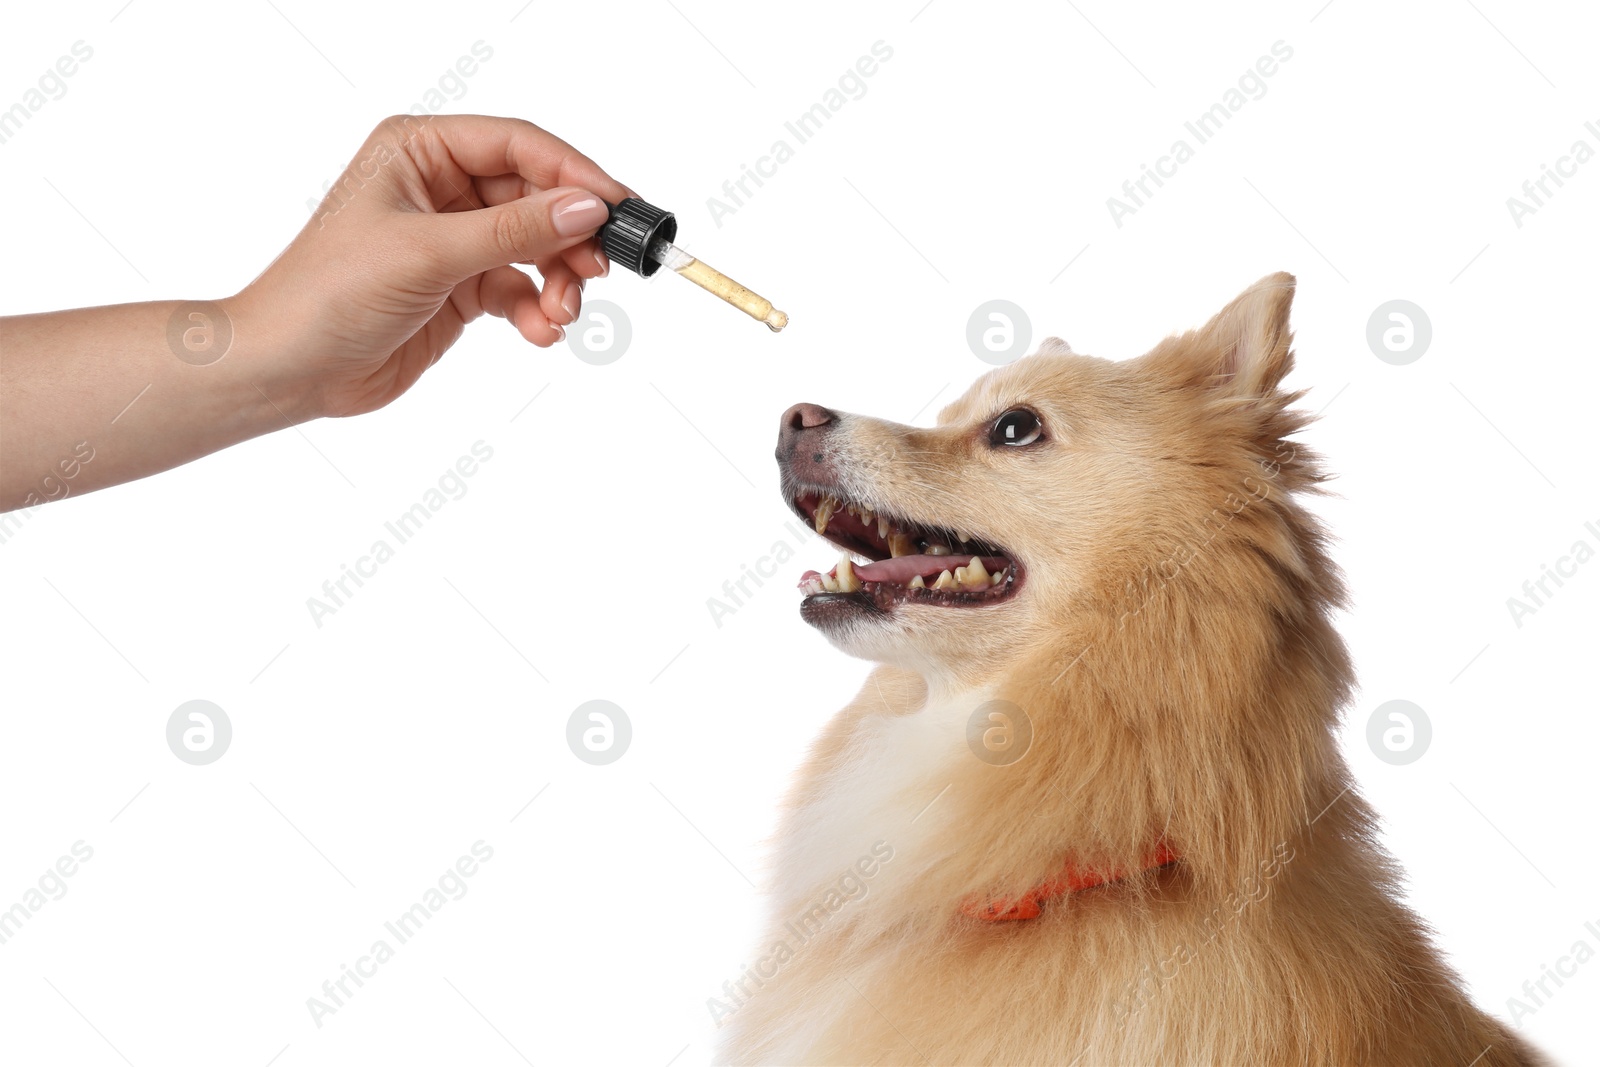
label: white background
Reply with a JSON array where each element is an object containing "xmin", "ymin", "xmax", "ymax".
[{"xmin": 2, "ymin": 1, "xmax": 1596, "ymax": 1064}]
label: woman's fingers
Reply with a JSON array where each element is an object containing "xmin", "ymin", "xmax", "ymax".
[
  {"xmin": 537, "ymin": 258, "xmax": 585, "ymax": 328},
  {"xmin": 470, "ymin": 264, "xmax": 563, "ymax": 346},
  {"xmin": 561, "ymin": 241, "xmax": 611, "ymax": 282},
  {"xmin": 469, "ymin": 173, "xmax": 534, "ymax": 208},
  {"xmin": 402, "ymin": 114, "xmax": 634, "ymax": 204}
]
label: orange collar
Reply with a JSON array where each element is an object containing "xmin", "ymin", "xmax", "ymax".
[{"xmin": 961, "ymin": 843, "xmax": 1180, "ymax": 921}]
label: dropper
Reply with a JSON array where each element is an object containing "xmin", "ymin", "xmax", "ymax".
[
  {"xmin": 646, "ymin": 237, "xmax": 788, "ymax": 332},
  {"xmin": 597, "ymin": 198, "xmax": 788, "ymax": 332}
]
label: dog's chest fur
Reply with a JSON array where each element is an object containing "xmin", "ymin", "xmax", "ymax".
[{"xmin": 773, "ymin": 685, "xmax": 983, "ymax": 908}]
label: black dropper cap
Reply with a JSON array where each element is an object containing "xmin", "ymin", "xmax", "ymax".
[{"xmin": 596, "ymin": 198, "xmax": 677, "ymax": 278}]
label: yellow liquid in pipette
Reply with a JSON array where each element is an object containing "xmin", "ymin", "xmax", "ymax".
[{"xmin": 673, "ymin": 256, "xmax": 788, "ymax": 332}]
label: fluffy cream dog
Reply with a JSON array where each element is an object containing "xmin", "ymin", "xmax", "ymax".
[{"xmin": 716, "ymin": 275, "xmax": 1546, "ymax": 1066}]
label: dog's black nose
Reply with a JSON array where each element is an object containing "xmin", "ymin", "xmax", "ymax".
[{"xmin": 781, "ymin": 403, "xmax": 833, "ymax": 433}]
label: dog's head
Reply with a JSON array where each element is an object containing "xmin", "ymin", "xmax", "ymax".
[{"xmin": 777, "ymin": 272, "xmax": 1331, "ymax": 686}]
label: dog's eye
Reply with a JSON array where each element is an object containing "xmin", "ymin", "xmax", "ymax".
[{"xmin": 990, "ymin": 409, "xmax": 1042, "ymax": 447}]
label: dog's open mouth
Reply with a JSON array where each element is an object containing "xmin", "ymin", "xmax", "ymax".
[{"xmin": 791, "ymin": 491, "xmax": 1023, "ymax": 611}]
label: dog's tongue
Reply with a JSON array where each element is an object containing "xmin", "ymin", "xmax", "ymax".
[{"xmin": 799, "ymin": 555, "xmax": 1008, "ymax": 587}]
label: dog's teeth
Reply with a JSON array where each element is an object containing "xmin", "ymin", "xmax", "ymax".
[
  {"xmin": 959, "ymin": 556, "xmax": 990, "ymax": 590},
  {"xmin": 835, "ymin": 556, "xmax": 862, "ymax": 593},
  {"xmin": 926, "ymin": 544, "xmax": 951, "ymax": 557},
  {"xmin": 990, "ymin": 570, "xmax": 1004, "ymax": 586},
  {"xmin": 933, "ymin": 569, "xmax": 957, "ymax": 591},
  {"xmin": 800, "ymin": 576, "xmax": 826, "ymax": 595},
  {"xmin": 859, "ymin": 506, "xmax": 873, "ymax": 526},
  {"xmin": 815, "ymin": 495, "xmax": 839, "ymax": 534},
  {"xmin": 878, "ymin": 515, "xmax": 890, "ymax": 538},
  {"xmin": 821, "ymin": 572, "xmax": 840, "ymax": 593},
  {"xmin": 888, "ymin": 532, "xmax": 916, "ymax": 558},
  {"xmin": 955, "ymin": 530, "xmax": 972, "ymax": 545},
  {"xmin": 909, "ymin": 574, "xmax": 926, "ymax": 589}
]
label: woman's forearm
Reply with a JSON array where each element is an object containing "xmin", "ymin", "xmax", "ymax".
[{"xmin": 0, "ymin": 296, "xmax": 315, "ymax": 511}]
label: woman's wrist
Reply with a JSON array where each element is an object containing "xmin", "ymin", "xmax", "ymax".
[{"xmin": 218, "ymin": 286, "xmax": 328, "ymax": 426}]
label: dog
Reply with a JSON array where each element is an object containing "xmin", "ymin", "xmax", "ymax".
[{"xmin": 715, "ymin": 274, "xmax": 1547, "ymax": 1065}]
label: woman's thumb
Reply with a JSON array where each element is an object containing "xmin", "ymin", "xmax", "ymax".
[{"xmin": 430, "ymin": 188, "xmax": 610, "ymax": 278}]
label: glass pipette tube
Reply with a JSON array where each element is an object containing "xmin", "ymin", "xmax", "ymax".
[{"xmin": 648, "ymin": 238, "xmax": 789, "ymax": 332}]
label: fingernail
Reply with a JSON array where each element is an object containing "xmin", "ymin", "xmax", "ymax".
[
  {"xmin": 561, "ymin": 285, "xmax": 580, "ymax": 322},
  {"xmin": 593, "ymin": 246, "xmax": 611, "ymax": 277},
  {"xmin": 552, "ymin": 323, "xmax": 566, "ymax": 342},
  {"xmin": 552, "ymin": 194, "xmax": 608, "ymax": 238}
]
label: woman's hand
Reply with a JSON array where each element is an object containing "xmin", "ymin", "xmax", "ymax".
[
  {"xmin": 0, "ymin": 114, "xmax": 634, "ymax": 510},
  {"xmin": 236, "ymin": 113, "xmax": 634, "ymax": 419}
]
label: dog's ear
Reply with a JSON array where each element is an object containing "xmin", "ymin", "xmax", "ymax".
[
  {"xmin": 1037, "ymin": 336, "xmax": 1074, "ymax": 355},
  {"xmin": 1159, "ymin": 272, "xmax": 1296, "ymax": 399}
]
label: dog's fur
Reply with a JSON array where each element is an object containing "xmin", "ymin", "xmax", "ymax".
[{"xmin": 718, "ymin": 275, "xmax": 1546, "ymax": 1065}]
